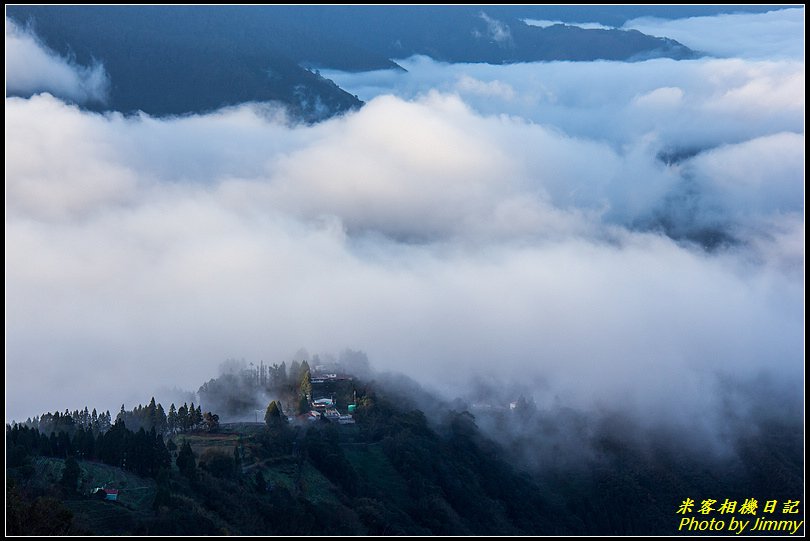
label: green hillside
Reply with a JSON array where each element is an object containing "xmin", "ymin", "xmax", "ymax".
[{"xmin": 6, "ymin": 377, "xmax": 805, "ymax": 535}]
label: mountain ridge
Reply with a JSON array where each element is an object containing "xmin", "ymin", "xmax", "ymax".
[{"xmin": 7, "ymin": 6, "xmax": 700, "ymax": 120}]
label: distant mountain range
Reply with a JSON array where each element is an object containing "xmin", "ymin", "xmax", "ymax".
[
  {"xmin": 5, "ymin": 6, "xmax": 783, "ymax": 119},
  {"xmin": 7, "ymin": 6, "xmax": 365, "ymax": 121}
]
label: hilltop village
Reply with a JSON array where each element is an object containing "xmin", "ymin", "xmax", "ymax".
[
  {"xmin": 7, "ymin": 359, "xmax": 803, "ymax": 535},
  {"xmin": 197, "ymin": 359, "xmax": 359, "ymax": 427}
]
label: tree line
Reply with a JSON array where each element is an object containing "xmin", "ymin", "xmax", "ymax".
[
  {"xmin": 7, "ymin": 420, "xmax": 171, "ymax": 479},
  {"xmin": 197, "ymin": 359, "xmax": 316, "ymax": 418},
  {"xmin": 18, "ymin": 398, "xmax": 219, "ymax": 438}
]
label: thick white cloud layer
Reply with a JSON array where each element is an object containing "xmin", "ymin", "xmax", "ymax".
[
  {"xmin": 624, "ymin": 8, "xmax": 804, "ymax": 60},
  {"xmin": 323, "ymin": 56, "xmax": 804, "ymax": 152},
  {"xmin": 4, "ymin": 10, "xmax": 804, "ymax": 434},
  {"xmin": 5, "ymin": 18, "xmax": 109, "ymax": 104}
]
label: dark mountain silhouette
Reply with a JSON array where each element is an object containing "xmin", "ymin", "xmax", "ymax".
[{"xmin": 6, "ymin": 5, "xmax": 709, "ymax": 119}]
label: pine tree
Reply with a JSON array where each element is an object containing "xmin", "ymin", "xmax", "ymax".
[
  {"xmin": 288, "ymin": 360, "xmax": 301, "ymax": 387},
  {"xmin": 300, "ymin": 368, "xmax": 312, "ymax": 404},
  {"xmin": 265, "ymin": 401, "xmax": 284, "ymax": 427},
  {"xmin": 277, "ymin": 362, "xmax": 287, "ymax": 388},
  {"xmin": 177, "ymin": 404, "xmax": 188, "ymax": 432},
  {"xmin": 167, "ymin": 404, "xmax": 177, "ymax": 434},
  {"xmin": 155, "ymin": 403, "xmax": 167, "ymax": 434},
  {"xmin": 176, "ymin": 441, "xmax": 196, "ymax": 480},
  {"xmin": 188, "ymin": 403, "xmax": 202, "ymax": 430},
  {"xmin": 99, "ymin": 411, "xmax": 112, "ymax": 433},
  {"xmin": 298, "ymin": 395, "xmax": 310, "ymax": 415},
  {"xmin": 147, "ymin": 397, "xmax": 157, "ymax": 430},
  {"xmin": 153, "ymin": 432, "xmax": 171, "ymax": 475},
  {"xmin": 203, "ymin": 412, "xmax": 220, "ymax": 432}
]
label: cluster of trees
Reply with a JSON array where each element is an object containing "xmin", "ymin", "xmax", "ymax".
[
  {"xmin": 8, "ymin": 398, "xmax": 223, "ymax": 485},
  {"xmin": 6, "ymin": 481, "xmax": 83, "ymax": 536},
  {"xmin": 115, "ymin": 398, "xmax": 220, "ymax": 435},
  {"xmin": 7, "ymin": 420, "xmax": 172, "ymax": 479},
  {"xmin": 264, "ymin": 401, "xmax": 285, "ymax": 427},
  {"xmin": 24, "ymin": 408, "xmax": 113, "ymax": 436},
  {"xmin": 166, "ymin": 402, "xmax": 219, "ymax": 434},
  {"xmin": 21, "ymin": 399, "xmax": 219, "ymax": 438},
  {"xmin": 262, "ymin": 372, "xmax": 311, "ymax": 428},
  {"xmin": 246, "ymin": 360, "xmax": 290, "ymax": 389},
  {"xmin": 198, "ymin": 359, "xmax": 316, "ymax": 419},
  {"xmin": 297, "ymin": 363, "xmax": 312, "ymax": 415},
  {"xmin": 300, "ymin": 391, "xmax": 560, "ymax": 535},
  {"xmin": 239, "ymin": 358, "xmax": 332, "ymax": 391},
  {"xmin": 6, "ymin": 372, "xmax": 805, "ymax": 536},
  {"xmin": 116, "ymin": 398, "xmax": 167, "ymax": 433}
]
